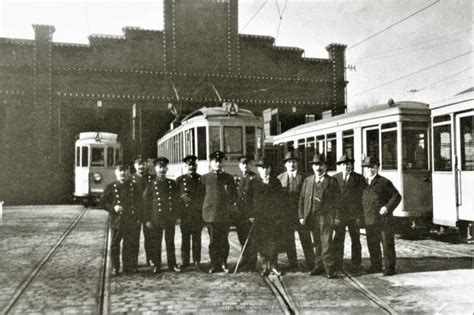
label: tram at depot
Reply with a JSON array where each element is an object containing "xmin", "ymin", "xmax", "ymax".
[
  {"xmin": 272, "ymin": 101, "xmax": 432, "ymax": 232},
  {"xmin": 157, "ymin": 103, "xmax": 264, "ymax": 178},
  {"xmin": 430, "ymin": 90, "xmax": 473, "ymax": 238},
  {"xmin": 74, "ymin": 132, "xmax": 122, "ymax": 203}
]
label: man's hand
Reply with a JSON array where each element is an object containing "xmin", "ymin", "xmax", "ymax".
[
  {"xmin": 334, "ymin": 218, "xmax": 341, "ymax": 226},
  {"xmin": 181, "ymin": 195, "xmax": 191, "ymax": 204},
  {"xmin": 248, "ymin": 217, "xmax": 255, "ymax": 223},
  {"xmin": 114, "ymin": 205, "xmax": 124, "ymax": 214},
  {"xmin": 356, "ymin": 218, "xmax": 363, "ymax": 228},
  {"xmin": 379, "ymin": 206, "xmax": 388, "ymax": 216},
  {"xmin": 299, "ymin": 219, "xmax": 305, "ymax": 225},
  {"xmin": 145, "ymin": 221, "xmax": 153, "ymax": 229},
  {"xmin": 176, "ymin": 218, "xmax": 181, "ymax": 225}
]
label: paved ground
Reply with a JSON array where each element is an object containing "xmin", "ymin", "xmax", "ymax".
[{"xmin": 1, "ymin": 205, "xmax": 473, "ymax": 314}]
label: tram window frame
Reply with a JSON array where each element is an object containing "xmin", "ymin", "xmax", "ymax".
[
  {"xmin": 91, "ymin": 147, "xmax": 106, "ymax": 167},
  {"xmin": 326, "ymin": 133, "xmax": 337, "ymax": 171},
  {"xmin": 316, "ymin": 135, "xmax": 325, "ymax": 155},
  {"xmin": 364, "ymin": 128, "xmax": 380, "ymax": 162},
  {"xmin": 257, "ymin": 127, "xmax": 263, "ymax": 158},
  {"xmin": 209, "ymin": 126, "xmax": 220, "ymax": 154},
  {"xmin": 114, "ymin": 147, "xmax": 121, "ymax": 165},
  {"xmin": 342, "ymin": 130, "xmax": 354, "ymax": 158},
  {"xmin": 402, "ymin": 128, "xmax": 428, "ymax": 170},
  {"xmin": 381, "ymin": 125, "xmax": 398, "ymax": 170},
  {"xmin": 433, "ymin": 122, "xmax": 452, "ymax": 172},
  {"xmin": 107, "ymin": 147, "xmax": 114, "ymax": 167},
  {"xmin": 306, "ymin": 137, "xmax": 316, "ymax": 172},
  {"xmin": 81, "ymin": 146, "xmax": 89, "ymax": 167},
  {"xmin": 245, "ymin": 126, "xmax": 256, "ymax": 159},
  {"xmin": 76, "ymin": 147, "xmax": 80, "ymax": 167},
  {"xmin": 197, "ymin": 126, "xmax": 207, "ymax": 160},
  {"xmin": 223, "ymin": 126, "xmax": 243, "ymax": 155},
  {"xmin": 298, "ymin": 139, "xmax": 306, "ymax": 167},
  {"xmin": 459, "ymin": 114, "xmax": 474, "ymax": 171}
]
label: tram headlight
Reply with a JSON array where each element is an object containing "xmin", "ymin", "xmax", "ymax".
[{"xmin": 93, "ymin": 172, "xmax": 102, "ymax": 184}]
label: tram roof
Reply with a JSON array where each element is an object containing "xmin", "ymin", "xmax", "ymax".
[
  {"xmin": 76, "ymin": 132, "xmax": 118, "ymax": 144},
  {"xmin": 273, "ymin": 101, "xmax": 429, "ymax": 142},
  {"xmin": 182, "ymin": 106, "xmax": 257, "ymax": 122},
  {"xmin": 429, "ymin": 89, "xmax": 474, "ymax": 111}
]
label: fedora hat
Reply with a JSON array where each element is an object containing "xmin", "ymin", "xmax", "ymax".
[
  {"xmin": 362, "ymin": 156, "xmax": 380, "ymax": 167},
  {"xmin": 255, "ymin": 157, "xmax": 271, "ymax": 168},
  {"xmin": 309, "ymin": 153, "xmax": 326, "ymax": 165},
  {"xmin": 283, "ymin": 151, "xmax": 298, "ymax": 163},
  {"xmin": 336, "ymin": 153, "xmax": 355, "ymax": 165}
]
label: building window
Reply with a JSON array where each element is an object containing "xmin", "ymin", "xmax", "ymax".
[{"xmin": 433, "ymin": 124, "xmax": 452, "ymax": 171}]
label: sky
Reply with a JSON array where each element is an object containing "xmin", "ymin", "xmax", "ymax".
[{"xmin": 0, "ymin": 0, "xmax": 472, "ymax": 110}]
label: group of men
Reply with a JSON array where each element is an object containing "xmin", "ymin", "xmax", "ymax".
[{"xmin": 100, "ymin": 149, "xmax": 401, "ymax": 279}]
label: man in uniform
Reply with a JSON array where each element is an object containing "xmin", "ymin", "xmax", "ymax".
[
  {"xmin": 277, "ymin": 152, "xmax": 315, "ymax": 271},
  {"xmin": 299, "ymin": 154, "xmax": 340, "ymax": 279},
  {"xmin": 130, "ymin": 155, "xmax": 155, "ymax": 267},
  {"xmin": 202, "ymin": 151, "xmax": 238, "ymax": 273},
  {"xmin": 362, "ymin": 156, "xmax": 401, "ymax": 276},
  {"xmin": 176, "ymin": 155, "xmax": 204, "ymax": 271},
  {"xmin": 234, "ymin": 155, "xmax": 258, "ymax": 271},
  {"xmin": 332, "ymin": 154, "xmax": 367, "ymax": 273},
  {"xmin": 100, "ymin": 164, "xmax": 142, "ymax": 276},
  {"xmin": 143, "ymin": 157, "xmax": 181, "ymax": 274}
]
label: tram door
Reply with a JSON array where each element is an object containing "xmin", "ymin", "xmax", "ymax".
[{"xmin": 455, "ymin": 112, "xmax": 474, "ymax": 222}]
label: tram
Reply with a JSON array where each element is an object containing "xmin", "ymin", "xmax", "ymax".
[
  {"xmin": 430, "ymin": 90, "xmax": 473, "ymax": 238},
  {"xmin": 272, "ymin": 101, "xmax": 432, "ymax": 230},
  {"xmin": 157, "ymin": 103, "xmax": 264, "ymax": 179},
  {"xmin": 74, "ymin": 132, "xmax": 122, "ymax": 204}
]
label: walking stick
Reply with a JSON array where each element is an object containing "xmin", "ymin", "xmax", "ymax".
[{"xmin": 233, "ymin": 221, "xmax": 256, "ymax": 274}]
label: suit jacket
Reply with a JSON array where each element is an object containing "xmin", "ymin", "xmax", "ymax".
[
  {"xmin": 235, "ymin": 170, "xmax": 257, "ymax": 219},
  {"xmin": 176, "ymin": 173, "xmax": 204, "ymax": 225},
  {"xmin": 100, "ymin": 180, "xmax": 142, "ymax": 230},
  {"xmin": 143, "ymin": 176, "xmax": 179, "ymax": 228},
  {"xmin": 362, "ymin": 174, "xmax": 402, "ymax": 226},
  {"xmin": 277, "ymin": 171, "xmax": 305, "ymax": 225},
  {"xmin": 298, "ymin": 174, "xmax": 340, "ymax": 224},
  {"xmin": 201, "ymin": 171, "xmax": 238, "ymax": 223},
  {"xmin": 333, "ymin": 171, "xmax": 367, "ymax": 221}
]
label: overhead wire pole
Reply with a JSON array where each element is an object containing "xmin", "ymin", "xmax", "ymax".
[{"xmin": 347, "ymin": 0, "xmax": 441, "ymax": 50}]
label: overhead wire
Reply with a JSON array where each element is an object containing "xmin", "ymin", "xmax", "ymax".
[
  {"xmin": 275, "ymin": 0, "xmax": 289, "ymax": 42},
  {"xmin": 240, "ymin": 0, "xmax": 268, "ymax": 33},
  {"xmin": 347, "ymin": 0, "xmax": 441, "ymax": 50}
]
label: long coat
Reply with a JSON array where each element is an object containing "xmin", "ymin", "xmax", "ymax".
[
  {"xmin": 201, "ymin": 171, "xmax": 238, "ymax": 223},
  {"xmin": 298, "ymin": 174, "xmax": 340, "ymax": 224},
  {"xmin": 253, "ymin": 176, "xmax": 285, "ymax": 257},
  {"xmin": 277, "ymin": 171, "xmax": 305, "ymax": 227},
  {"xmin": 143, "ymin": 177, "xmax": 179, "ymax": 228},
  {"xmin": 333, "ymin": 171, "xmax": 367, "ymax": 222},
  {"xmin": 100, "ymin": 180, "xmax": 142, "ymax": 230},
  {"xmin": 362, "ymin": 174, "xmax": 401, "ymax": 226},
  {"xmin": 176, "ymin": 173, "xmax": 204, "ymax": 225},
  {"xmin": 235, "ymin": 170, "xmax": 257, "ymax": 220}
]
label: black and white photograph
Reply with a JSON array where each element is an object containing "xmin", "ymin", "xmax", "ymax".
[{"xmin": 0, "ymin": 0, "xmax": 472, "ymax": 313}]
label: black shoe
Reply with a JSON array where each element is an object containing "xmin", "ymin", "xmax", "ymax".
[
  {"xmin": 194, "ymin": 262, "xmax": 201, "ymax": 271},
  {"xmin": 222, "ymin": 264, "xmax": 229, "ymax": 273},
  {"xmin": 209, "ymin": 266, "xmax": 223, "ymax": 274},
  {"xmin": 112, "ymin": 268, "xmax": 120, "ymax": 276},
  {"xmin": 383, "ymin": 269, "xmax": 395, "ymax": 276},
  {"xmin": 153, "ymin": 266, "xmax": 161, "ymax": 274},
  {"xmin": 181, "ymin": 262, "xmax": 190, "ymax": 269},
  {"xmin": 364, "ymin": 266, "xmax": 382, "ymax": 274},
  {"xmin": 309, "ymin": 267, "xmax": 325, "ymax": 276},
  {"xmin": 171, "ymin": 265, "xmax": 182, "ymax": 273},
  {"xmin": 326, "ymin": 271, "xmax": 337, "ymax": 279}
]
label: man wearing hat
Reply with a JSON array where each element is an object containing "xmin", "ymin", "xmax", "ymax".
[
  {"xmin": 332, "ymin": 154, "xmax": 367, "ymax": 273},
  {"xmin": 277, "ymin": 151, "xmax": 315, "ymax": 271},
  {"xmin": 202, "ymin": 151, "xmax": 238, "ymax": 273},
  {"xmin": 233, "ymin": 155, "xmax": 258, "ymax": 271},
  {"xmin": 143, "ymin": 157, "xmax": 181, "ymax": 274},
  {"xmin": 298, "ymin": 154, "xmax": 340, "ymax": 278},
  {"xmin": 130, "ymin": 155, "xmax": 156, "ymax": 267},
  {"xmin": 362, "ymin": 156, "xmax": 401, "ymax": 276},
  {"xmin": 176, "ymin": 155, "xmax": 204, "ymax": 270},
  {"xmin": 100, "ymin": 164, "xmax": 142, "ymax": 276}
]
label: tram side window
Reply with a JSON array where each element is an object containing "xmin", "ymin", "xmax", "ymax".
[
  {"xmin": 306, "ymin": 137, "xmax": 316, "ymax": 172},
  {"xmin": 381, "ymin": 131, "xmax": 397, "ymax": 170},
  {"xmin": 91, "ymin": 147, "xmax": 106, "ymax": 167},
  {"xmin": 76, "ymin": 147, "xmax": 80, "ymax": 167},
  {"xmin": 326, "ymin": 134, "xmax": 337, "ymax": 171},
  {"xmin": 197, "ymin": 127, "xmax": 207, "ymax": 160},
  {"xmin": 209, "ymin": 126, "xmax": 220, "ymax": 154},
  {"xmin": 433, "ymin": 124, "xmax": 452, "ymax": 171},
  {"xmin": 224, "ymin": 126, "xmax": 243, "ymax": 156},
  {"xmin": 107, "ymin": 147, "xmax": 114, "ymax": 166},
  {"xmin": 245, "ymin": 126, "xmax": 256, "ymax": 159},
  {"xmin": 365, "ymin": 129, "xmax": 379, "ymax": 160},
  {"xmin": 460, "ymin": 115, "xmax": 474, "ymax": 171},
  {"xmin": 342, "ymin": 130, "xmax": 354, "ymax": 157},
  {"xmin": 402, "ymin": 129, "xmax": 427, "ymax": 170},
  {"xmin": 81, "ymin": 146, "xmax": 89, "ymax": 167},
  {"xmin": 298, "ymin": 139, "xmax": 305, "ymax": 168}
]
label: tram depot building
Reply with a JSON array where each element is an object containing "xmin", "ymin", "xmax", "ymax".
[{"xmin": 0, "ymin": 0, "xmax": 347, "ymax": 205}]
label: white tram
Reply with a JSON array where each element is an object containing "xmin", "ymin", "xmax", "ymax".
[
  {"xmin": 157, "ymin": 103, "xmax": 264, "ymax": 179},
  {"xmin": 74, "ymin": 132, "xmax": 122, "ymax": 203},
  {"xmin": 430, "ymin": 90, "xmax": 473, "ymax": 238},
  {"xmin": 272, "ymin": 101, "xmax": 432, "ymax": 229}
]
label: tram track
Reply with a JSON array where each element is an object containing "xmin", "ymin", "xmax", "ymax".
[{"xmin": 2, "ymin": 207, "xmax": 88, "ymax": 315}]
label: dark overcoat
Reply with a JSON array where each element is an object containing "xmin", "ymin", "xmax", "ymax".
[
  {"xmin": 362, "ymin": 174, "xmax": 401, "ymax": 226},
  {"xmin": 143, "ymin": 177, "xmax": 179, "ymax": 228},
  {"xmin": 176, "ymin": 173, "xmax": 204, "ymax": 225},
  {"xmin": 333, "ymin": 171, "xmax": 367, "ymax": 221},
  {"xmin": 277, "ymin": 171, "xmax": 305, "ymax": 226},
  {"xmin": 235, "ymin": 170, "xmax": 257, "ymax": 220},
  {"xmin": 130, "ymin": 173, "xmax": 155, "ymax": 210},
  {"xmin": 201, "ymin": 171, "xmax": 238, "ymax": 223}
]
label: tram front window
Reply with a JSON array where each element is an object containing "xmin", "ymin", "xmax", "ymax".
[
  {"xmin": 209, "ymin": 126, "xmax": 220, "ymax": 154},
  {"xmin": 81, "ymin": 146, "xmax": 89, "ymax": 167},
  {"xmin": 224, "ymin": 126, "xmax": 243, "ymax": 157},
  {"xmin": 433, "ymin": 124, "xmax": 452, "ymax": 171},
  {"xmin": 402, "ymin": 129, "xmax": 428, "ymax": 170},
  {"xmin": 381, "ymin": 131, "xmax": 397, "ymax": 170},
  {"xmin": 91, "ymin": 147, "xmax": 105, "ymax": 167},
  {"xmin": 107, "ymin": 147, "xmax": 114, "ymax": 166},
  {"xmin": 245, "ymin": 126, "xmax": 256, "ymax": 159},
  {"xmin": 460, "ymin": 115, "xmax": 474, "ymax": 170}
]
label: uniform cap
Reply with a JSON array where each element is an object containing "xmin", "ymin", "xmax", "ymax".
[
  {"xmin": 255, "ymin": 157, "xmax": 271, "ymax": 168},
  {"xmin": 336, "ymin": 153, "xmax": 355, "ymax": 165},
  {"xmin": 133, "ymin": 155, "xmax": 145, "ymax": 164},
  {"xmin": 238, "ymin": 155, "xmax": 252, "ymax": 164},
  {"xmin": 154, "ymin": 156, "xmax": 169, "ymax": 166},
  {"xmin": 182, "ymin": 155, "xmax": 197, "ymax": 164},
  {"xmin": 362, "ymin": 156, "xmax": 380, "ymax": 167},
  {"xmin": 309, "ymin": 154, "xmax": 326, "ymax": 165},
  {"xmin": 283, "ymin": 151, "xmax": 298, "ymax": 163},
  {"xmin": 209, "ymin": 150, "xmax": 225, "ymax": 161}
]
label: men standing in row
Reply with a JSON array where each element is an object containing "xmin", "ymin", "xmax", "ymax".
[
  {"xmin": 100, "ymin": 164, "xmax": 142, "ymax": 276},
  {"xmin": 176, "ymin": 155, "xmax": 204, "ymax": 271},
  {"xmin": 299, "ymin": 154, "xmax": 340, "ymax": 279},
  {"xmin": 202, "ymin": 151, "xmax": 238, "ymax": 273},
  {"xmin": 277, "ymin": 152, "xmax": 315, "ymax": 271},
  {"xmin": 143, "ymin": 157, "xmax": 181, "ymax": 274},
  {"xmin": 234, "ymin": 155, "xmax": 258, "ymax": 271},
  {"xmin": 362, "ymin": 156, "xmax": 401, "ymax": 276},
  {"xmin": 332, "ymin": 154, "xmax": 367, "ymax": 273}
]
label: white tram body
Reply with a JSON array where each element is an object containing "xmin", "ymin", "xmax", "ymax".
[
  {"xmin": 74, "ymin": 132, "xmax": 122, "ymax": 201},
  {"xmin": 430, "ymin": 91, "xmax": 473, "ymax": 229},
  {"xmin": 157, "ymin": 103, "xmax": 264, "ymax": 179},
  {"xmin": 272, "ymin": 101, "xmax": 431, "ymax": 225}
]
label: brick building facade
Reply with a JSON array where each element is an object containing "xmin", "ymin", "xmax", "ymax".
[{"xmin": 0, "ymin": 0, "xmax": 347, "ymax": 204}]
